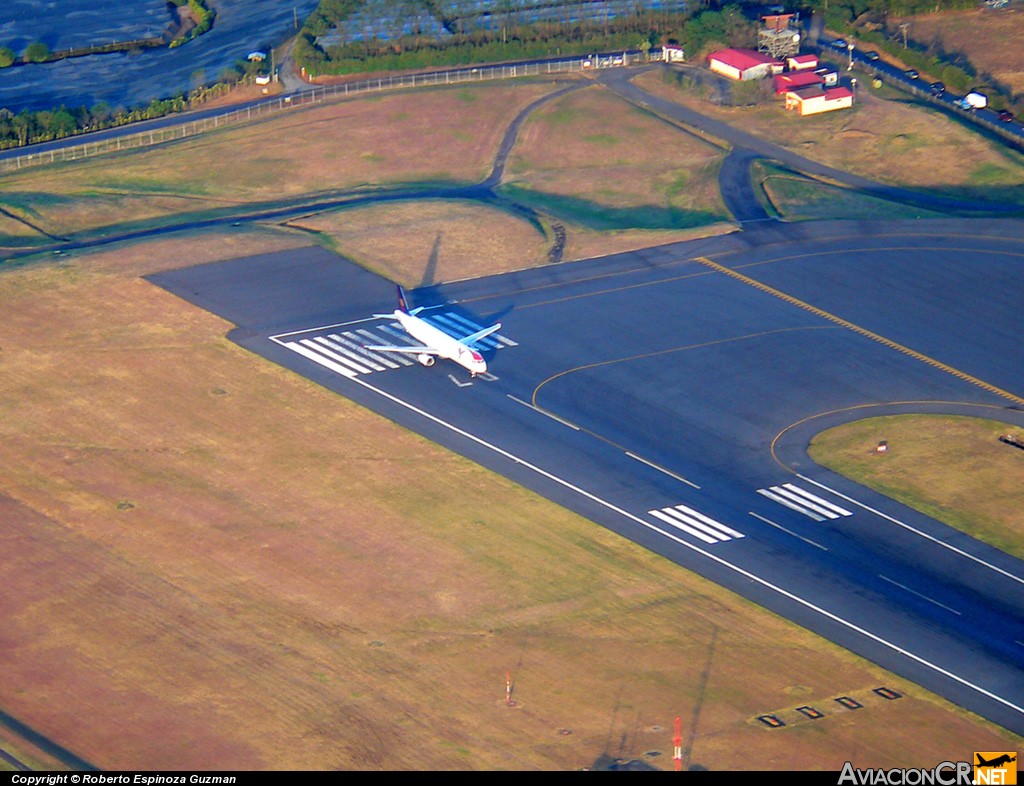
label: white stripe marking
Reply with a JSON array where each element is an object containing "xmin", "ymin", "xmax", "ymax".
[
  {"xmin": 879, "ymin": 575, "xmax": 962, "ymax": 616},
  {"xmin": 352, "ymin": 328, "xmax": 412, "ymax": 365},
  {"xmin": 782, "ymin": 483, "xmax": 853, "ymax": 517},
  {"xmin": 330, "ymin": 332, "xmax": 398, "ymax": 368},
  {"xmin": 625, "ymin": 452, "xmax": 700, "ymax": 489},
  {"xmin": 316, "ymin": 336, "xmax": 387, "ymax": 372},
  {"xmin": 299, "ymin": 338, "xmax": 371, "ymax": 374},
  {"xmin": 507, "ymin": 395, "xmax": 580, "ymax": 430},
  {"xmin": 283, "ymin": 341, "xmax": 357, "ymax": 377},
  {"xmin": 649, "ymin": 508, "xmax": 718, "ymax": 544},
  {"xmin": 749, "ymin": 511, "xmax": 828, "ymax": 550},
  {"xmin": 670, "ymin": 503, "xmax": 744, "ymax": 540},
  {"xmin": 444, "ymin": 311, "xmax": 518, "ymax": 346},
  {"xmin": 757, "ymin": 488, "xmax": 827, "ymax": 521},
  {"xmin": 421, "ymin": 314, "xmax": 460, "ymax": 338},
  {"xmin": 659, "ymin": 508, "xmax": 733, "ymax": 542},
  {"xmin": 798, "ymin": 474, "xmax": 1024, "ymax": 587},
  {"xmin": 378, "ymin": 324, "xmax": 422, "ymax": 347},
  {"xmin": 770, "ymin": 485, "xmax": 842, "ymax": 519},
  {"xmin": 325, "ymin": 370, "xmax": 1024, "ymax": 720}
]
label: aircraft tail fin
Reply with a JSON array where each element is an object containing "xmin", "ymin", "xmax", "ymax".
[
  {"xmin": 396, "ymin": 284, "xmax": 428, "ymax": 315},
  {"xmin": 396, "ymin": 285, "xmax": 410, "ymax": 314}
]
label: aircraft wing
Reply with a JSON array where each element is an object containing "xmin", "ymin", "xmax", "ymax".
[
  {"xmin": 459, "ymin": 323, "xmax": 501, "ymax": 346},
  {"xmin": 364, "ymin": 343, "xmax": 442, "ymax": 355}
]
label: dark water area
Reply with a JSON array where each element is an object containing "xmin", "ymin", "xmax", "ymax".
[{"xmin": 0, "ymin": 1, "xmax": 321, "ymax": 113}]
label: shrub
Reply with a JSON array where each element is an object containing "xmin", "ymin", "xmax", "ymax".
[{"xmin": 24, "ymin": 41, "xmax": 49, "ymax": 63}]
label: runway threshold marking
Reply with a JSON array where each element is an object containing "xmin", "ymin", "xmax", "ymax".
[{"xmin": 694, "ymin": 256, "xmax": 1024, "ymax": 408}]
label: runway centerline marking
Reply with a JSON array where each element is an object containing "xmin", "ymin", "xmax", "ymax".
[
  {"xmin": 694, "ymin": 256, "xmax": 1024, "ymax": 408},
  {"xmin": 626, "ymin": 452, "xmax": 700, "ymax": 489},
  {"xmin": 879, "ymin": 575, "xmax": 962, "ymax": 616},
  {"xmin": 507, "ymin": 394, "xmax": 580, "ymax": 430},
  {"xmin": 798, "ymin": 474, "xmax": 1024, "ymax": 587},
  {"xmin": 749, "ymin": 511, "xmax": 828, "ymax": 551}
]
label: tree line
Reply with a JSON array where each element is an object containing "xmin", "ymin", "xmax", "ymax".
[
  {"xmin": 292, "ymin": 0, "xmax": 982, "ymax": 77},
  {"xmin": 0, "ymin": 0, "xmax": 215, "ymax": 69},
  {"xmin": 0, "ymin": 64, "xmax": 267, "ymax": 151},
  {"xmin": 0, "ymin": 0, "xmax": 1007, "ymax": 149}
]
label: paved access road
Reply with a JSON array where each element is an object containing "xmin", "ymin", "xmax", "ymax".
[{"xmin": 151, "ymin": 216, "xmax": 1024, "ymax": 737}]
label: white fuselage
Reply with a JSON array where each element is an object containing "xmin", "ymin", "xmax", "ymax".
[{"xmin": 395, "ymin": 310, "xmax": 487, "ymax": 376}]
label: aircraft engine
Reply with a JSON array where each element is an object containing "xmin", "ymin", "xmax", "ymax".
[{"xmin": 416, "ymin": 353, "xmax": 436, "ymax": 367}]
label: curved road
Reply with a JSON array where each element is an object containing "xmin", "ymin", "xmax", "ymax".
[
  {"xmin": 596, "ymin": 66, "xmax": 1022, "ymax": 218},
  {"xmin": 6, "ymin": 63, "xmax": 1020, "ymax": 265}
]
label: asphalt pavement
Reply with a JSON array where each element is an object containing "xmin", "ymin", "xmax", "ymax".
[{"xmin": 150, "ymin": 216, "xmax": 1024, "ymax": 736}]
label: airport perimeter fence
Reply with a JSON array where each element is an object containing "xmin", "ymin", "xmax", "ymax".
[{"xmin": 0, "ymin": 57, "xmax": 598, "ymax": 175}]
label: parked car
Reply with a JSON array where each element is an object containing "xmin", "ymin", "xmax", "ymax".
[
  {"xmin": 998, "ymin": 109, "xmax": 1015, "ymax": 122},
  {"xmin": 929, "ymin": 81, "xmax": 945, "ymax": 96},
  {"xmin": 904, "ymin": 69, "xmax": 919, "ymax": 79},
  {"xmin": 864, "ymin": 51, "xmax": 879, "ymax": 61},
  {"xmin": 830, "ymin": 38, "xmax": 848, "ymax": 50}
]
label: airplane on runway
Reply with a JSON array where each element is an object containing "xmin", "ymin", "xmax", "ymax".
[{"xmin": 364, "ymin": 285, "xmax": 501, "ymax": 377}]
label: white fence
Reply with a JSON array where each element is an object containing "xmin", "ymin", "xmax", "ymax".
[{"xmin": 0, "ymin": 57, "xmax": 601, "ymax": 174}]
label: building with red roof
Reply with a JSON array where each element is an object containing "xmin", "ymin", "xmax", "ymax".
[
  {"xmin": 773, "ymin": 71, "xmax": 825, "ymax": 94},
  {"xmin": 784, "ymin": 85, "xmax": 854, "ymax": 115},
  {"xmin": 786, "ymin": 54, "xmax": 818, "ymax": 71},
  {"xmin": 707, "ymin": 48, "xmax": 784, "ymax": 81}
]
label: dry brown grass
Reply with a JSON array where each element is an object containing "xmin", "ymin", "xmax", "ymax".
[
  {"xmin": 288, "ymin": 200, "xmax": 550, "ymax": 284},
  {"xmin": 2, "ymin": 69, "xmax": 1023, "ymax": 771},
  {"xmin": 634, "ymin": 70, "xmax": 1024, "ymax": 192},
  {"xmin": 559, "ymin": 221, "xmax": 737, "ymax": 263},
  {"xmin": 507, "ymin": 84, "xmax": 727, "ymax": 214},
  {"xmin": 897, "ymin": 8, "xmax": 1024, "ymax": 95},
  {"xmin": 809, "ymin": 415, "xmax": 1024, "ymax": 559},
  {"xmin": 0, "ymin": 230, "xmax": 1021, "ymax": 771},
  {"xmin": 0, "ymin": 81, "xmax": 567, "ymax": 240},
  {"xmin": 287, "ymin": 199, "xmax": 736, "ymax": 284}
]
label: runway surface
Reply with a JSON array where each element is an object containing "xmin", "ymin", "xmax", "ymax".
[{"xmin": 150, "ymin": 217, "xmax": 1024, "ymax": 736}]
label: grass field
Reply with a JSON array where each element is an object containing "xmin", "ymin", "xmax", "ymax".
[
  {"xmin": 809, "ymin": 415, "xmax": 1024, "ymax": 560},
  {"xmin": 1, "ymin": 235, "xmax": 1021, "ymax": 771},
  {"xmin": 896, "ymin": 8, "xmax": 1024, "ymax": 97},
  {"xmin": 753, "ymin": 162, "xmax": 951, "ymax": 221},
  {"xmin": 2, "ymin": 55, "xmax": 1024, "ymax": 770},
  {"xmin": 635, "ymin": 69, "xmax": 1024, "ymax": 206}
]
